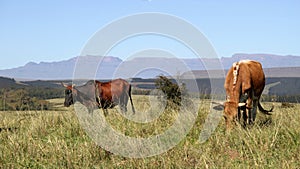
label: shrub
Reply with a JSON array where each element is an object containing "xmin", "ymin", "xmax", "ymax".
[{"xmin": 154, "ymin": 75, "xmax": 187, "ymax": 107}]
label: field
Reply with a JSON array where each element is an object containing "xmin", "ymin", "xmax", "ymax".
[{"xmin": 0, "ymin": 96, "xmax": 299, "ymax": 168}]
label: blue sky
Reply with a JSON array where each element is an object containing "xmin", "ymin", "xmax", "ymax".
[{"xmin": 0, "ymin": 0, "xmax": 299, "ymax": 69}]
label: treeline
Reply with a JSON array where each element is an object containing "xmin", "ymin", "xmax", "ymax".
[
  {"xmin": 262, "ymin": 95, "xmax": 300, "ymax": 103},
  {"xmin": 132, "ymin": 87, "xmax": 300, "ymax": 103},
  {"xmin": 0, "ymin": 76, "xmax": 299, "ymax": 111},
  {"xmin": 26, "ymin": 87, "xmax": 64, "ymax": 100},
  {"xmin": 0, "ymin": 87, "xmax": 64, "ymax": 111}
]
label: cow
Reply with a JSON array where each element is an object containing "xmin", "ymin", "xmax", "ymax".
[
  {"xmin": 62, "ymin": 79, "xmax": 135, "ymax": 116},
  {"xmin": 216, "ymin": 60, "xmax": 273, "ymax": 130}
]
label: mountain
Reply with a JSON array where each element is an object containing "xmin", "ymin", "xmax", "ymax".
[
  {"xmin": 0, "ymin": 56, "xmax": 122, "ymax": 80},
  {"xmin": 0, "ymin": 54, "xmax": 299, "ymax": 80},
  {"xmin": 221, "ymin": 53, "xmax": 300, "ymax": 68},
  {"xmin": 0, "ymin": 57, "xmax": 76, "ymax": 80}
]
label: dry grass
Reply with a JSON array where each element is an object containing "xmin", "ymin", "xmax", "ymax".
[{"xmin": 0, "ymin": 96, "xmax": 299, "ymax": 168}]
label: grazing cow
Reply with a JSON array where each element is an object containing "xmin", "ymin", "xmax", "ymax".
[
  {"xmin": 219, "ymin": 60, "xmax": 273, "ymax": 130},
  {"xmin": 62, "ymin": 79, "xmax": 135, "ymax": 115}
]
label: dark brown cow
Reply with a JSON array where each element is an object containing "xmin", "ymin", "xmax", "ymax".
[
  {"xmin": 95, "ymin": 79, "xmax": 135, "ymax": 115},
  {"xmin": 62, "ymin": 79, "xmax": 135, "ymax": 115},
  {"xmin": 222, "ymin": 60, "xmax": 273, "ymax": 129}
]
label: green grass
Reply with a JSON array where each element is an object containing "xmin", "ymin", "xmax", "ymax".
[{"xmin": 0, "ymin": 96, "xmax": 299, "ymax": 168}]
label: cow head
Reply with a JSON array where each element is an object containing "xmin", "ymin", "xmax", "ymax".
[
  {"xmin": 223, "ymin": 101, "xmax": 245, "ymax": 115},
  {"xmin": 62, "ymin": 82, "xmax": 98, "ymax": 113},
  {"xmin": 62, "ymin": 83, "xmax": 76, "ymax": 107},
  {"xmin": 213, "ymin": 101, "xmax": 246, "ymax": 129},
  {"xmin": 213, "ymin": 101, "xmax": 246, "ymax": 111}
]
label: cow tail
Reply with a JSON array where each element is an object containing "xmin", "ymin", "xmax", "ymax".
[
  {"xmin": 128, "ymin": 84, "xmax": 135, "ymax": 114},
  {"xmin": 258, "ymin": 101, "xmax": 273, "ymax": 115}
]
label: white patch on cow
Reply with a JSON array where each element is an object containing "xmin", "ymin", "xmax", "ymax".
[
  {"xmin": 232, "ymin": 61, "xmax": 239, "ymax": 85},
  {"xmin": 226, "ymin": 95, "xmax": 230, "ymax": 102},
  {"xmin": 239, "ymin": 60, "xmax": 251, "ymax": 64}
]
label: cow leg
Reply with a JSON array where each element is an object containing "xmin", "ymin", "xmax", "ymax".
[
  {"xmin": 119, "ymin": 92, "xmax": 129, "ymax": 114},
  {"xmin": 118, "ymin": 97, "xmax": 126, "ymax": 114},
  {"xmin": 242, "ymin": 107, "xmax": 248, "ymax": 128},
  {"xmin": 244, "ymin": 90, "xmax": 253, "ymax": 125},
  {"xmin": 237, "ymin": 107, "xmax": 241, "ymax": 122},
  {"xmin": 239, "ymin": 92, "xmax": 248, "ymax": 103},
  {"xmin": 119, "ymin": 104, "xmax": 127, "ymax": 113},
  {"xmin": 251, "ymin": 97, "xmax": 259, "ymax": 123},
  {"xmin": 123, "ymin": 92, "xmax": 129, "ymax": 113},
  {"xmin": 88, "ymin": 108, "xmax": 93, "ymax": 114},
  {"xmin": 123, "ymin": 105, "xmax": 127, "ymax": 112},
  {"xmin": 237, "ymin": 104, "xmax": 247, "ymax": 128},
  {"xmin": 103, "ymin": 108, "xmax": 109, "ymax": 116},
  {"xmin": 248, "ymin": 88, "xmax": 258, "ymax": 124},
  {"xmin": 237, "ymin": 104, "xmax": 248, "ymax": 128},
  {"xmin": 123, "ymin": 94, "xmax": 129, "ymax": 113},
  {"xmin": 238, "ymin": 91, "xmax": 249, "ymax": 127}
]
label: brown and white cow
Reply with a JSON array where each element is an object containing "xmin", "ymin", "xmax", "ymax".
[
  {"xmin": 62, "ymin": 79, "xmax": 135, "ymax": 115},
  {"xmin": 221, "ymin": 60, "xmax": 273, "ymax": 129}
]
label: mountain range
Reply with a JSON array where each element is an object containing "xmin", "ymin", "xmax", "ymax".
[{"xmin": 0, "ymin": 53, "xmax": 300, "ymax": 80}]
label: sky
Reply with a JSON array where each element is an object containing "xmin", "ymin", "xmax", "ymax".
[{"xmin": 0, "ymin": 0, "xmax": 299, "ymax": 69}]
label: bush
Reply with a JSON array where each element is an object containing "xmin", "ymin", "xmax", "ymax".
[{"xmin": 154, "ymin": 75, "xmax": 187, "ymax": 107}]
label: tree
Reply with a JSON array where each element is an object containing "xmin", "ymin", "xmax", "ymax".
[{"xmin": 155, "ymin": 75, "xmax": 187, "ymax": 107}]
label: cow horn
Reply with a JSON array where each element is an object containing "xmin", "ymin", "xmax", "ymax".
[
  {"xmin": 212, "ymin": 101, "xmax": 225, "ymax": 106},
  {"xmin": 61, "ymin": 82, "xmax": 68, "ymax": 88},
  {"xmin": 238, "ymin": 103, "xmax": 246, "ymax": 107}
]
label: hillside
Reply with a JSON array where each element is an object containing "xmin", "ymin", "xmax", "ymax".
[{"xmin": 0, "ymin": 77, "xmax": 25, "ymax": 88}]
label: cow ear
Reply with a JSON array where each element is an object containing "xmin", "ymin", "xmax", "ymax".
[{"xmin": 238, "ymin": 103, "xmax": 246, "ymax": 107}]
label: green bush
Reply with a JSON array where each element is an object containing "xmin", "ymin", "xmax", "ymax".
[{"xmin": 154, "ymin": 75, "xmax": 187, "ymax": 107}]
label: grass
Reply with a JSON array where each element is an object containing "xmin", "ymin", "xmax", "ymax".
[{"xmin": 0, "ymin": 95, "xmax": 299, "ymax": 168}]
